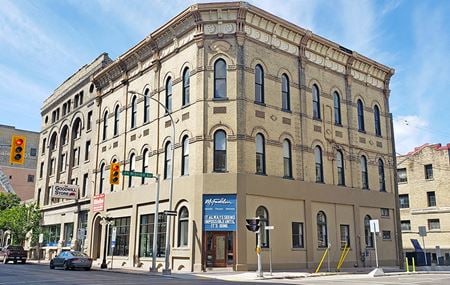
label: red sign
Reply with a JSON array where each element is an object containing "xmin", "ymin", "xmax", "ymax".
[{"xmin": 92, "ymin": 194, "xmax": 105, "ymax": 212}]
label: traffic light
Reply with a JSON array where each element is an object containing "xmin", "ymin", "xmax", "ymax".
[
  {"xmin": 9, "ymin": 135, "xmax": 26, "ymax": 164},
  {"xmin": 109, "ymin": 162, "xmax": 120, "ymax": 185},
  {"xmin": 246, "ymin": 218, "xmax": 260, "ymax": 232}
]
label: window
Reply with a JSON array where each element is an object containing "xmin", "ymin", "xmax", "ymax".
[
  {"xmin": 42, "ymin": 138, "xmax": 47, "ymax": 154},
  {"xmin": 255, "ymin": 64, "xmax": 264, "ymax": 103},
  {"xmin": 144, "ymin": 88, "xmax": 150, "ymax": 123},
  {"xmin": 128, "ymin": 154, "xmax": 136, "ymax": 187},
  {"xmin": 165, "ymin": 77, "xmax": 172, "ymax": 113},
  {"xmin": 340, "ymin": 225, "xmax": 350, "ymax": 247},
  {"xmin": 213, "ymin": 130, "xmax": 227, "ymax": 172},
  {"xmin": 164, "ymin": 142, "xmax": 172, "ymax": 179},
  {"xmin": 141, "ymin": 149, "xmax": 149, "ymax": 184},
  {"xmin": 39, "ymin": 162, "xmax": 44, "ymax": 178},
  {"xmin": 364, "ymin": 215, "xmax": 373, "ymax": 248},
  {"xmin": 42, "ymin": 224, "xmax": 61, "ymax": 246},
  {"xmin": 61, "ymin": 127, "xmax": 69, "ymax": 145},
  {"xmin": 374, "ymin": 105, "xmax": 381, "ymax": 136},
  {"xmin": 63, "ymin": 223, "xmax": 74, "ymax": 247},
  {"xmin": 30, "ymin": 148, "xmax": 37, "ymax": 157},
  {"xmin": 108, "ymin": 217, "xmax": 131, "ymax": 256},
  {"xmin": 178, "ymin": 207, "xmax": 189, "ymax": 247},
  {"xmin": 27, "ymin": 174, "xmax": 34, "ymax": 183},
  {"xmin": 315, "ymin": 146, "xmax": 323, "ymax": 183},
  {"xmin": 427, "ymin": 191, "xmax": 436, "ymax": 207},
  {"xmin": 317, "ymin": 211, "xmax": 327, "ymax": 248},
  {"xmin": 74, "ymin": 94, "xmax": 79, "ymax": 108},
  {"xmin": 87, "ymin": 111, "xmax": 93, "ymax": 131},
  {"xmin": 131, "ymin": 96, "xmax": 137, "ymax": 128},
  {"xmin": 50, "ymin": 158, "xmax": 55, "ymax": 175},
  {"xmin": 401, "ymin": 220, "xmax": 411, "ymax": 231},
  {"xmin": 49, "ymin": 133, "xmax": 57, "ymax": 151},
  {"xmin": 281, "ymin": 74, "xmax": 290, "ymax": 110},
  {"xmin": 114, "ymin": 105, "xmax": 119, "ymax": 136},
  {"xmin": 399, "ymin": 194, "xmax": 409, "ymax": 208},
  {"xmin": 425, "ymin": 164, "xmax": 433, "ymax": 180},
  {"xmin": 214, "ymin": 59, "xmax": 227, "ymax": 99},
  {"xmin": 255, "ymin": 134, "xmax": 266, "ymax": 174},
  {"xmin": 291, "ymin": 222, "xmax": 304, "ymax": 248},
  {"xmin": 334, "ymin": 92, "xmax": 342, "ymax": 125},
  {"xmin": 60, "ymin": 153, "xmax": 66, "ymax": 172},
  {"xmin": 336, "ymin": 150, "xmax": 345, "ymax": 186},
  {"xmin": 82, "ymin": 173, "xmax": 88, "ymax": 197},
  {"xmin": 312, "ymin": 84, "xmax": 321, "ymax": 119},
  {"xmin": 99, "ymin": 163, "xmax": 105, "ymax": 194},
  {"xmin": 89, "ymin": 83, "xmax": 94, "ymax": 93},
  {"xmin": 357, "ymin": 100, "xmax": 365, "ymax": 131},
  {"xmin": 72, "ymin": 147, "xmax": 80, "ymax": 167},
  {"xmin": 72, "ymin": 119, "xmax": 81, "ymax": 139},
  {"xmin": 380, "ymin": 208, "xmax": 390, "ymax": 217},
  {"xmin": 102, "ymin": 111, "xmax": 108, "ymax": 141},
  {"xmin": 428, "ymin": 219, "xmax": 440, "ymax": 230},
  {"xmin": 181, "ymin": 136, "xmax": 189, "ymax": 176},
  {"xmin": 139, "ymin": 213, "xmax": 166, "ymax": 257},
  {"xmin": 382, "ymin": 230, "xmax": 391, "ymax": 240},
  {"xmin": 85, "ymin": 140, "xmax": 91, "ymax": 161},
  {"xmin": 398, "ymin": 168, "xmax": 407, "ymax": 183},
  {"xmin": 360, "ymin": 155, "xmax": 368, "ymax": 189},
  {"xmin": 79, "ymin": 91, "xmax": 83, "ymax": 105},
  {"xmin": 283, "ymin": 139, "xmax": 292, "ymax": 178},
  {"xmin": 182, "ymin": 68, "xmax": 190, "ymax": 106},
  {"xmin": 378, "ymin": 159, "xmax": 385, "ymax": 192},
  {"xmin": 256, "ymin": 206, "xmax": 269, "ymax": 248}
]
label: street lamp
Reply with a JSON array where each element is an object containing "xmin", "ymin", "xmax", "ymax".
[
  {"xmin": 128, "ymin": 90, "xmax": 175, "ymax": 274},
  {"xmin": 100, "ymin": 216, "xmax": 114, "ymax": 269}
]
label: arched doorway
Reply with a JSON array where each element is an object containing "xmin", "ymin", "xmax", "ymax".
[{"xmin": 90, "ymin": 214, "xmax": 102, "ymax": 259}]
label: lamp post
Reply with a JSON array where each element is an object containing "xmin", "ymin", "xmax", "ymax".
[
  {"xmin": 100, "ymin": 216, "xmax": 114, "ymax": 269},
  {"xmin": 128, "ymin": 90, "xmax": 175, "ymax": 274}
]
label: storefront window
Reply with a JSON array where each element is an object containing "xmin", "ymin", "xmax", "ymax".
[
  {"xmin": 107, "ymin": 217, "xmax": 131, "ymax": 256},
  {"xmin": 138, "ymin": 214, "xmax": 166, "ymax": 257}
]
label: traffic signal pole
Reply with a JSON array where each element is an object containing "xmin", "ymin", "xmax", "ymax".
[{"xmin": 151, "ymin": 175, "xmax": 160, "ymax": 272}]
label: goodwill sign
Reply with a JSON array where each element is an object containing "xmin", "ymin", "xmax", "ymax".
[{"xmin": 203, "ymin": 194, "xmax": 237, "ymax": 231}]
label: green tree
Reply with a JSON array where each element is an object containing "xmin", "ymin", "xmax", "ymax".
[
  {"xmin": 0, "ymin": 192, "xmax": 20, "ymax": 212},
  {"xmin": 0, "ymin": 203, "xmax": 41, "ymax": 246}
]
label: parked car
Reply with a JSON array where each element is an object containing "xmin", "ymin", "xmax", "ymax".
[
  {"xmin": 0, "ymin": 245, "xmax": 27, "ymax": 264},
  {"xmin": 49, "ymin": 251, "xmax": 92, "ymax": 270}
]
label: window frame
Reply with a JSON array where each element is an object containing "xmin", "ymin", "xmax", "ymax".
[
  {"xmin": 214, "ymin": 59, "xmax": 227, "ymax": 99},
  {"xmin": 164, "ymin": 142, "xmax": 172, "ymax": 179},
  {"xmin": 256, "ymin": 206, "xmax": 270, "ymax": 248},
  {"xmin": 182, "ymin": 68, "xmax": 190, "ymax": 106},
  {"xmin": 181, "ymin": 136, "xmax": 189, "ymax": 176},
  {"xmin": 336, "ymin": 150, "xmax": 345, "ymax": 186},
  {"xmin": 177, "ymin": 207, "xmax": 189, "ymax": 247},
  {"xmin": 213, "ymin": 130, "xmax": 227, "ymax": 172},
  {"xmin": 128, "ymin": 153, "xmax": 136, "ymax": 187},
  {"xmin": 131, "ymin": 96, "xmax": 137, "ymax": 128},
  {"xmin": 364, "ymin": 215, "xmax": 374, "ymax": 248},
  {"xmin": 281, "ymin": 74, "xmax": 290, "ymax": 111},
  {"xmin": 102, "ymin": 111, "xmax": 108, "ymax": 141},
  {"xmin": 317, "ymin": 211, "xmax": 328, "ymax": 248},
  {"xmin": 399, "ymin": 194, "xmax": 410, "ymax": 208},
  {"xmin": 315, "ymin": 146, "xmax": 324, "ymax": 183},
  {"xmin": 374, "ymin": 105, "xmax": 381, "ymax": 136},
  {"xmin": 283, "ymin": 139, "xmax": 292, "ymax": 178},
  {"xmin": 255, "ymin": 64, "xmax": 264, "ymax": 104},
  {"xmin": 427, "ymin": 191, "xmax": 436, "ymax": 207},
  {"xmin": 141, "ymin": 149, "xmax": 149, "ymax": 184},
  {"xmin": 312, "ymin": 84, "xmax": 321, "ymax": 119},
  {"xmin": 165, "ymin": 77, "xmax": 172, "ymax": 113},
  {"xmin": 360, "ymin": 155, "xmax": 369, "ymax": 189},
  {"xmin": 143, "ymin": 88, "xmax": 150, "ymax": 123},
  {"xmin": 291, "ymin": 222, "xmax": 304, "ymax": 249},
  {"xmin": 114, "ymin": 105, "xmax": 120, "ymax": 136},
  {"xmin": 334, "ymin": 91, "xmax": 342, "ymax": 125},
  {"xmin": 357, "ymin": 99, "xmax": 365, "ymax": 132},
  {"xmin": 424, "ymin": 164, "xmax": 433, "ymax": 180},
  {"xmin": 378, "ymin": 159, "xmax": 386, "ymax": 192},
  {"xmin": 255, "ymin": 133, "xmax": 266, "ymax": 175}
]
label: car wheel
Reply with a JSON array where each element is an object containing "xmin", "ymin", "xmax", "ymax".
[
  {"xmin": 21, "ymin": 260, "xmax": 26, "ymax": 264},
  {"xmin": 49, "ymin": 262, "xmax": 55, "ymax": 269},
  {"xmin": 63, "ymin": 261, "xmax": 69, "ymax": 270},
  {"xmin": 13, "ymin": 260, "xmax": 17, "ymax": 264}
]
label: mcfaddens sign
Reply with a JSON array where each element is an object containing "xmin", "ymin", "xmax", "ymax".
[
  {"xmin": 51, "ymin": 183, "xmax": 79, "ymax": 200},
  {"xmin": 203, "ymin": 194, "xmax": 237, "ymax": 231}
]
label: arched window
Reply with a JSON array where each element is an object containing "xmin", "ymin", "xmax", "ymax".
[
  {"xmin": 128, "ymin": 153, "xmax": 136, "ymax": 187},
  {"xmin": 283, "ymin": 139, "xmax": 292, "ymax": 178},
  {"xmin": 364, "ymin": 215, "xmax": 374, "ymax": 247},
  {"xmin": 334, "ymin": 92, "xmax": 342, "ymax": 125},
  {"xmin": 141, "ymin": 149, "xmax": 149, "ymax": 184},
  {"xmin": 102, "ymin": 111, "xmax": 108, "ymax": 141},
  {"xmin": 99, "ymin": 163, "xmax": 105, "ymax": 194},
  {"xmin": 255, "ymin": 64, "xmax": 264, "ymax": 103},
  {"xmin": 281, "ymin": 74, "xmax": 290, "ymax": 111},
  {"xmin": 143, "ymin": 88, "xmax": 150, "ymax": 123},
  {"xmin": 360, "ymin": 155, "xmax": 368, "ymax": 189},
  {"xmin": 214, "ymin": 59, "xmax": 227, "ymax": 99},
  {"xmin": 177, "ymin": 207, "xmax": 189, "ymax": 247},
  {"xmin": 336, "ymin": 150, "xmax": 345, "ymax": 186},
  {"xmin": 315, "ymin": 146, "xmax": 323, "ymax": 183},
  {"xmin": 256, "ymin": 206, "xmax": 269, "ymax": 248},
  {"xmin": 374, "ymin": 105, "xmax": 381, "ymax": 136},
  {"xmin": 256, "ymin": 134, "xmax": 266, "ymax": 174},
  {"xmin": 114, "ymin": 105, "xmax": 119, "ymax": 136},
  {"xmin": 182, "ymin": 68, "xmax": 190, "ymax": 106},
  {"xmin": 312, "ymin": 84, "xmax": 321, "ymax": 119},
  {"xmin": 165, "ymin": 77, "xmax": 172, "ymax": 113},
  {"xmin": 72, "ymin": 118, "xmax": 81, "ymax": 139},
  {"xmin": 213, "ymin": 130, "xmax": 226, "ymax": 172},
  {"xmin": 357, "ymin": 99, "xmax": 365, "ymax": 131},
  {"xmin": 79, "ymin": 91, "xmax": 83, "ymax": 105},
  {"xmin": 131, "ymin": 96, "xmax": 137, "ymax": 128},
  {"xmin": 164, "ymin": 141, "xmax": 172, "ymax": 179},
  {"xmin": 378, "ymin": 159, "xmax": 385, "ymax": 192},
  {"xmin": 317, "ymin": 211, "xmax": 328, "ymax": 248},
  {"xmin": 181, "ymin": 136, "xmax": 189, "ymax": 176},
  {"xmin": 49, "ymin": 132, "xmax": 57, "ymax": 151},
  {"xmin": 60, "ymin": 126, "xmax": 69, "ymax": 145}
]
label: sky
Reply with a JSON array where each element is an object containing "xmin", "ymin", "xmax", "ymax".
[{"xmin": 0, "ymin": 0, "xmax": 449, "ymax": 154}]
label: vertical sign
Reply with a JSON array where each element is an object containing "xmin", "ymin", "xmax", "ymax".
[
  {"xmin": 369, "ymin": 219, "xmax": 380, "ymax": 233},
  {"xmin": 92, "ymin": 194, "xmax": 105, "ymax": 212},
  {"xmin": 111, "ymin": 227, "xmax": 117, "ymax": 248},
  {"xmin": 203, "ymin": 194, "xmax": 237, "ymax": 231}
]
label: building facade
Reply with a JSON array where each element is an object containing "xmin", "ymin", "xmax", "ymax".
[
  {"xmin": 35, "ymin": 2, "xmax": 400, "ymax": 272},
  {"xmin": 0, "ymin": 124, "xmax": 40, "ymax": 201},
  {"xmin": 398, "ymin": 143, "xmax": 450, "ymax": 265}
]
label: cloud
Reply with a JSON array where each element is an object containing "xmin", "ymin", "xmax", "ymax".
[{"xmin": 393, "ymin": 115, "xmax": 430, "ymax": 155}]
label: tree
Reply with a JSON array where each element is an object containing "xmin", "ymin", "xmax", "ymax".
[
  {"xmin": 0, "ymin": 192, "xmax": 20, "ymax": 212},
  {"xmin": 0, "ymin": 203, "xmax": 41, "ymax": 246}
]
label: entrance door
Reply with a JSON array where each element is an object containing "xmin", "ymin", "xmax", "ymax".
[{"xmin": 206, "ymin": 232, "xmax": 228, "ymax": 267}]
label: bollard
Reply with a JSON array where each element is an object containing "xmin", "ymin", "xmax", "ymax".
[
  {"xmin": 412, "ymin": 257, "xmax": 416, "ymax": 273},
  {"xmin": 405, "ymin": 257, "xmax": 409, "ymax": 273}
]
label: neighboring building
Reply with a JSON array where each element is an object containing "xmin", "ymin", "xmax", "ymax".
[
  {"xmin": 398, "ymin": 143, "xmax": 450, "ymax": 265},
  {"xmin": 0, "ymin": 124, "xmax": 40, "ymax": 201},
  {"xmin": 35, "ymin": 2, "xmax": 400, "ymax": 272}
]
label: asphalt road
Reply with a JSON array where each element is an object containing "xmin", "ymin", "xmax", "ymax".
[{"xmin": 0, "ymin": 263, "xmax": 260, "ymax": 285}]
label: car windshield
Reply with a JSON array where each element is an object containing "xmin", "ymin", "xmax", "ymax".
[
  {"xmin": 7, "ymin": 246, "xmax": 22, "ymax": 250},
  {"xmin": 70, "ymin": 251, "xmax": 88, "ymax": 257}
]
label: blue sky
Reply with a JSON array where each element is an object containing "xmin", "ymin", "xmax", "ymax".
[{"xmin": 1, "ymin": 0, "xmax": 449, "ymax": 154}]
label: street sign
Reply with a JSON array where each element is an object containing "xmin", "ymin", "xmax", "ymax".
[
  {"xmin": 51, "ymin": 183, "xmax": 79, "ymax": 200},
  {"xmin": 121, "ymin": 170, "xmax": 153, "ymax": 178},
  {"xmin": 164, "ymin": 210, "xmax": 177, "ymax": 216},
  {"xmin": 265, "ymin": 225, "xmax": 274, "ymax": 230},
  {"xmin": 92, "ymin": 194, "xmax": 105, "ymax": 212},
  {"xmin": 77, "ymin": 228, "xmax": 86, "ymax": 240},
  {"xmin": 38, "ymin": 233, "xmax": 44, "ymax": 243},
  {"xmin": 418, "ymin": 226, "xmax": 427, "ymax": 237},
  {"xmin": 111, "ymin": 227, "xmax": 117, "ymax": 248},
  {"xmin": 370, "ymin": 219, "xmax": 380, "ymax": 233}
]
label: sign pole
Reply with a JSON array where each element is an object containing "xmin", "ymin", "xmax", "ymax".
[
  {"xmin": 111, "ymin": 226, "xmax": 116, "ymax": 270},
  {"xmin": 151, "ymin": 175, "xmax": 160, "ymax": 272},
  {"xmin": 257, "ymin": 227, "xmax": 263, "ymax": 278},
  {"xmin": 422, "ymin": 236, "xmax": 427, "ymax": 266},
  {"xmin": 373, "ymin": 232, "xmax": 379, "ymax": 268},
  {"xmin": 369, "ymin": 219, "xmax": 380, "ymax": 268}
]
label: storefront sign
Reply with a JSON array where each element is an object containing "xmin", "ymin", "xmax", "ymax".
[
  {"xmin": 203, "ymin": 194, "xmax": 236, "ymax": 231},
  {"xmin": 92, "ymin": 194, "xmax": 105, "ymax": 212},
  {"xmin": 51, "ymin": 183, "xmax": 79, "ymax": 200}
]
